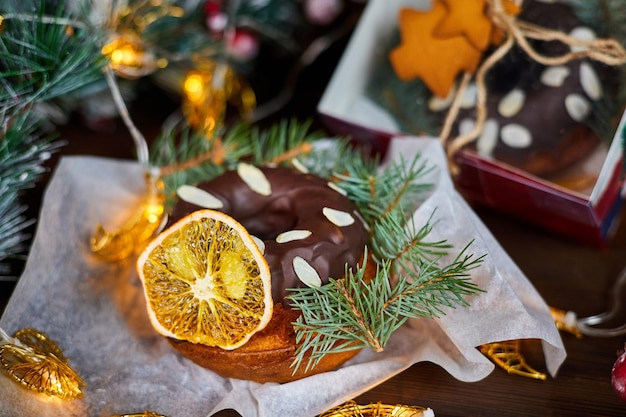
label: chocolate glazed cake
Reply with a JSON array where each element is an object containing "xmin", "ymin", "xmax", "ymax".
[
  {"xmin": 438, "ymin": 0, "xmax": 605, "ymax": 177},
  {"xmin": 166, "ymin": 165, "xmax": 372, "ymax": 383}
]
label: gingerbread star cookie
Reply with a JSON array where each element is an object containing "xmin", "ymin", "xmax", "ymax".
[
  {"xmin": 436, "ymin": 0, "xmax": 492, "ymax": 51},
  {"xmin": 389, "ymin": 1, "xmax": 482, "ymax": 98}
]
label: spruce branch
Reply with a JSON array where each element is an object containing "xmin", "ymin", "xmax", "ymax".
[
  {"xmin": 370, "ymin": 208, "xmax": 452, "ymax": 265},
  {"xmin": 0, "ymin": 110, "xmax": 63, "ymax": 276},
  {"xmin": 151, "ymin": 118, "xmax": 335, "ymax": 208},
  {"xmin": 285, "ymin": 148, "xmax": 484, "ymax": 372},
  {"xmin": 0, "ymin": 1, "xmax": 106, "ymax": 117},
  {"xmin": 332, "ymin": 153, "xmax": 434, "ymax": 226},
  {"xmin": 245, "ymin": 118, "xmax": 324, "ymax": 164},
  {"xmin": 0, "ymin": 187, "xmax": 33, "ymax": 277},
  {"xmin": 288, "ymin": 245, "xmax": 484, "ymax": 372},
  {"xmin": 300, "ymin": 138, "xmax": 376, "ymax": 180}
]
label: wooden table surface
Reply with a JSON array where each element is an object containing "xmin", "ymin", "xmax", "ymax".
[{"xmin": 2, "ymin": 19, "xmax": 626, "ymax": 417}]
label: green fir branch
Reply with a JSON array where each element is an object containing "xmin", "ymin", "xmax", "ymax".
[
  {"xmin": 0, "ymin": 0, "xmax": 106, "ymax": 117},
  {"xmin": 370, "ymin": 208, "xmax": 452, "ymax": 265},
  {"xmin": 0, "ymin": 0, "xmax": 109, "ymax": 276},
  {"xmin": 288, "ymin": 245, "xmax": 484, "ymax": 372},
  {"xmin": 150, "ymin": 118, "xmax": 256, "ymax": 207},
  {"xmin": 332, "ymin": 154, "xmax": 434, "ymax": 226},
  {"xmin": 151, "ymin": 118, "xmax": 342, "ymax": 208},
  {"xmin": 0, "ymin": 187, "xmax": 33, "ymax": 277},
  {"xmin": 0, "ymin": 110, "xmax": 63, "ymax": 276},
  {"xmin": 301, "ymin": 138, "xmax": 378, "ymax": 180},
  {"xmin": 245, "ymin": 118, "xmax": 323, "ymax": 164},
  {"xmin": 283, "ymin": 140, "xmax": 484, "ymax": 372}
]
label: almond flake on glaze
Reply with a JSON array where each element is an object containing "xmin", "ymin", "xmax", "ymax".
[
  {"xmin": 569, "ymin": 27, "xmax": 596, "ymax": 53},
  {"xmin": 428, "ymin": 87, "xmax": 455, "ymax": 112},
  {"xmin": 323, "ymin": 207, "xmax": 355, "ymax": 227},
  {"xmin": 291, "ymin": 158, "xmax": 309, "ymax": 174},
  {"xmin": 251, "ymin": 236, "xmax": 265, "ymax": 254},
  {"xmin": 276, "ymin": 230, "xmax": 312, "ymax": 243},
  {"xmin": 459, "ymin": 118, "xmax": 475, "ymax": 136},
  {"xmin": 540, "ymin": 66, "xmax": 570, "ymax": 87},
  {"xmin": 580, "ymin": 62, "xmax": 602, "ymax": 100},
  {"xmin": 476, "ymin": 119, "xmax": 499, "ymax": 157},
  {"xmin": 327, "ymin": 181, "xmax": 348, "ymax": 196},
  {"xmin": 501, "ymin": 124, "xmax": 532, "ymax": 148},
  {"xmin": 498, "ymin": 89, "xmax": 525, "ymax": 118},
  {"xmin": 565, "ymin": 94, "xmax": 591, "ymax": 122},
  {"xmin": 460, "ymin": 83, "xmax": 478, "ymax": 109},
  {"xmin": 177, "ymin": 185, "xmax": 224, "ymax": 209},
  {"xmin": 293, "ymin": 256, "xmax": 322, "ymax": 288},
  {"xmin": 237, "ymin": 163, "xmax": 271, "ymax": 196}
]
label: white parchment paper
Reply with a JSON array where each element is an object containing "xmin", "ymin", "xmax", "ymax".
[{"xmin": 0, "ymin": 137, "xmax": 566, "ymax": 417}]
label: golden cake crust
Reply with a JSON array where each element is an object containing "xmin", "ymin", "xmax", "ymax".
[{"xmin": 167, "ymin": 304, "xmax": 362, "ymax": 383}]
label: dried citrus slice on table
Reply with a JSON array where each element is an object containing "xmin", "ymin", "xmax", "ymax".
[{"xmin": 136, "ymin": 209, "xmax": 273, "ymax": 350}]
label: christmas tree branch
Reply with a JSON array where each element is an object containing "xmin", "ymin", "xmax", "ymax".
[
  {"xmin": 0, "ymin": 110, "xmax": 63, "ymax": 277},
  {"xmin": 0, "ymin": 1, "xmax": 107, "ymax": 276},
  {"xmin": 2, "ymin": 13, "xmax": 87, "ymax": 29},
  {"xmin": 286, "ymin": 150, "xmax": 484, "ymax": 372},
  {"xmin": 289, "ymin": 244, "xmax": 484, "ymax": 371}
]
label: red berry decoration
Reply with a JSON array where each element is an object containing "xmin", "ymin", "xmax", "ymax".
[{"xmin": 612, "ymin": 345, "xmax": 626, "ymax": 402}]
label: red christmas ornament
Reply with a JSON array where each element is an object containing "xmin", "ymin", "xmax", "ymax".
[
  {"xmin": 204, "ymin": 0, "xmax": 222, "ymax": 16},
  {"xmin": 228, "ymin": 29, "xmax": 259, "ymax": 61},
  {"xmin": 204, "ymin": 0, "xmax": 227, "ymax": 36},
  {"xmin": 612, "ymin": 345, "xmax": 626, "ymax": 402}
]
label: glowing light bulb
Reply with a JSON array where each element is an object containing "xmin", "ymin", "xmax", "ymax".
[{"xmin": 184, "ymin": 73, "xmax": 206, "ymax": 104}]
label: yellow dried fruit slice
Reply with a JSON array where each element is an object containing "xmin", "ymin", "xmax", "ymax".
[{"xmin": 136, "ymin": 209, "xmax": 273, "ymax": 350}]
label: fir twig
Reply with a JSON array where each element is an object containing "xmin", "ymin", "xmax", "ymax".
[
  {"xmin": 0, "ymin": 1, "xmax": 106, "ymax": 117},
  {"xmin": 0, "ymin": 1, "xmax": 106, "ymax": 277},
  {"xmin": 332, "ymin": 153, "xmax": 434, "ymax": 231},
  {"xmin": 151, "ymin": 118, "xmax": 333, "ymax": 207},
  {"xmin": 0, "ymin": 188, "xmax": 33, "ymax": 277},
  {"xmin": 289, "ymin": 245, "xmax": 484, "ymax": 372},
  {"xmin": 245, "ymin": 118, "xmax": 323, "ymax": 164},
  {"xmin": 371, "ymin": 208, "xmax": 451, "ymax": 265},
  {"xmin": 0, "ymin": 110, "xmax": 63, "ymax": 277},
  {"xmin": 284, "ymin": 144, "xmax": 484, "ymax": 372}
]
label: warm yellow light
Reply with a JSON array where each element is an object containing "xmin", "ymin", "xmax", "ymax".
[
  {"xmin": 101, "ymin": 35, "xmax": 159, "ymax": 78},
  {"xmin": 184, "ymin": 73, "xmax": 206, "ymax": 103},
  {"xmin": 103, "ymin": 38, "xmax": 142, "ymax": 66},
  {"xmin": 122, "ymin": 46, "xmax": 139, "ymax": 65},
  {"xmin": 145, "ymin": 201, "xmax": 165, "ymax": 224},
  {"xmin": 110, "ymin": 49, "xmax": 125, "ymax": 64}
]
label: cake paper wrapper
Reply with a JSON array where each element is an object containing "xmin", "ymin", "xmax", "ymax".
[{"xmin": 0, "ymin": 136, "xmax": 566, "ymax": 417}]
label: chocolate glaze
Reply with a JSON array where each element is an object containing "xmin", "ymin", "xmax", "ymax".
[{"xmin": 169, "ymin": 166, "xmax": 369, "ymax": 307}]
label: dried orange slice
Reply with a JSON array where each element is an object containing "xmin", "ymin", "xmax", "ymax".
[{"xmin": 136, "ymin": 209, "xmax": 273, "ymax": 350}]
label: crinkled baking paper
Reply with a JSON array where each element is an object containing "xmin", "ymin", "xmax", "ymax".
[{"xmin": 0, "ymin": 137, "xmax": 566, "ymax": 417}]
